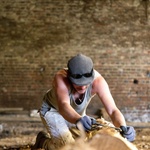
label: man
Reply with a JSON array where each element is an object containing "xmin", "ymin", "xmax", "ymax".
[{"xmin": 32, "ymin": 54, "xmax": 135, "ymax": 150}]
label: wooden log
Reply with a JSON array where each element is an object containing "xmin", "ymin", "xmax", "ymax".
[{"xmin": 60, "ymin": 118, "xmax": 138, "ymax": 150}]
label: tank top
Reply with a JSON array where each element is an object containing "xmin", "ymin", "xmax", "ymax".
[{"xmin": 43, "ymin": 70, "xmax": 98, "ymax": 115}]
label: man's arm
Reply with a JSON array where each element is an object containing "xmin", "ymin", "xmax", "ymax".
[
  {"xmin": 53, "ymin": 71, "xmax": 81, "ymax": 124},
  {"xmin": 92, "ymin": 75, "xmax": 126, "ymax": 127},
  {"xmin": 92, "ymin": 75, "xmax": 136, "ymax": 142}
]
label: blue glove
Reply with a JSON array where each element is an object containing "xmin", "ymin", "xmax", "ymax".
[
  {"xmin": 120, "ymin": 126, "xmax": 136, "ymax": 142},
  {"xmin": 76, "ymin": 116, "xmax": 93, "ymax": 131},
  {"xmin": 89, "ymin": 116, "xmax": 97, "ymax": 125}
]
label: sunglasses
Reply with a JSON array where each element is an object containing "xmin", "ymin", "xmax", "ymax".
[{"xmin": 69, "ymin": 69, "xmax": 93, "ymax": 79}]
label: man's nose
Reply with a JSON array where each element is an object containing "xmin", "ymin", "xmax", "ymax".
[{"xmin": 79, "ymin": 85, "xmax": 87, "ymax": 90}]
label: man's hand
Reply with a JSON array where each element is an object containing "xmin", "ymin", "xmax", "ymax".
[
  {"xmin": 76, "ymin": 116, "xmax": 95, "ymax": 131},
  {"xmin": 120, "ymin": 126, "xmax": 136, "ymax": 142},
  {"xmin": 89, "ymin": 116, "xmax": 97, "ymax": 125}
]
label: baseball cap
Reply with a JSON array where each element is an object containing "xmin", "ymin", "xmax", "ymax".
[{"xmin": 67, "ymin": 54, "xmax": 94, "ymax": 86}]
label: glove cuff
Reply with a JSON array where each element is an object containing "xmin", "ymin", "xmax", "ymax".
[{"xmin": 120, "ymin": 126, "xmax": 127, "ymax": 133}]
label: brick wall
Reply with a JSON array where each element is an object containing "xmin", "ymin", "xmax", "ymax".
[{"xmin": 0, "ymin": 0, "xmax": 150, "ymax": 122}]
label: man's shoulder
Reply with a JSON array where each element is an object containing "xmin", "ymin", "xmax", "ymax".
[
  {"xmin": 55, "ymin": 68, "xmax": 68, "ymax": 76},
  {"xmin": 93, "ymin": 69, "xmax": 101, "ymax": 78},
  {"xmin": 92, "ymin": 71, "xmax": 106, "ymax": 86},
  {"xmin": 54, "ymin": 68, "xmax": 71, "ymax": 87}
]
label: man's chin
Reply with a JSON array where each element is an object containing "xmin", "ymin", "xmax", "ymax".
[{"xmin": 76, "ymin": 89, "xmax": 86, "ymax": 94}]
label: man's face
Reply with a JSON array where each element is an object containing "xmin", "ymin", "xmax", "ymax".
[{"xmin": 72, "ymin": 84, "xmax": 89, "ymax": 94}]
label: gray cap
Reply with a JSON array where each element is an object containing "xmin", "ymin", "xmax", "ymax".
[{"xmin": 67, "ymin": 54, "xmax": 94, "ymax": 86}]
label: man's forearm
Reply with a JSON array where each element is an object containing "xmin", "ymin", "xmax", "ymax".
[
  {"xmin": 110, "ymin": 109, "xmax": 126, "ymax": 127},
  {"xmin": 58, "ymin": 103, "xmax": 81, "ymax": 124}
]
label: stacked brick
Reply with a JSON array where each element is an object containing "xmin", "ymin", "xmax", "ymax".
[{"xmin": 0, "ymin": 0, "xmax": 149, "ymax": 122}]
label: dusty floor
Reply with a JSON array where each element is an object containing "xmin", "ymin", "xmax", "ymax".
[
  {"xmin": 0, "ymin": 115, "xmax": 150, "ymax": 150},
  {"xmin": 133, "ymin": 128, "xmax": 150, "ymax": 150}
]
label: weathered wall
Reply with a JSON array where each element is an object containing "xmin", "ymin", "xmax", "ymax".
[{"xmin": 0, "ymin": 0, "xmax": 150, "ymax": 122}]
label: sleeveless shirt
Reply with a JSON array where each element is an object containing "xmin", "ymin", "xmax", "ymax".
[{"xmin": 43, "ymin": 70, "xmax": 98, "ymax": 116}]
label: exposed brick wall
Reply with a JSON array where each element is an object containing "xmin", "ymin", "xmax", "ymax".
[{"xmin": 0, "ymin": 0, "xmax": 150, "ymax": 122}]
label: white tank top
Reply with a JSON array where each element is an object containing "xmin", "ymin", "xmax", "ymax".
[{"xmin": 43, "ymin": 70, "xmax": 99, "ymax": 116}]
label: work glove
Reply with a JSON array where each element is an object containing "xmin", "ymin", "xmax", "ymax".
[
  {"xmin": 89, "ymin": 116, "xmax": 97, "ymax": 125},
  {"xmin": 76, "ymin": 116, "xmax": 95, "ymax": 131},
  {"xmin": 120, "ymin": 126, "xmax": 136, "ymax": 142}
]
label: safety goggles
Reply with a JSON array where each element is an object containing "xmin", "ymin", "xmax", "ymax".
[{"xmin": 69, "ymin": 69, "xmax": 93, "ymax": 79}]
